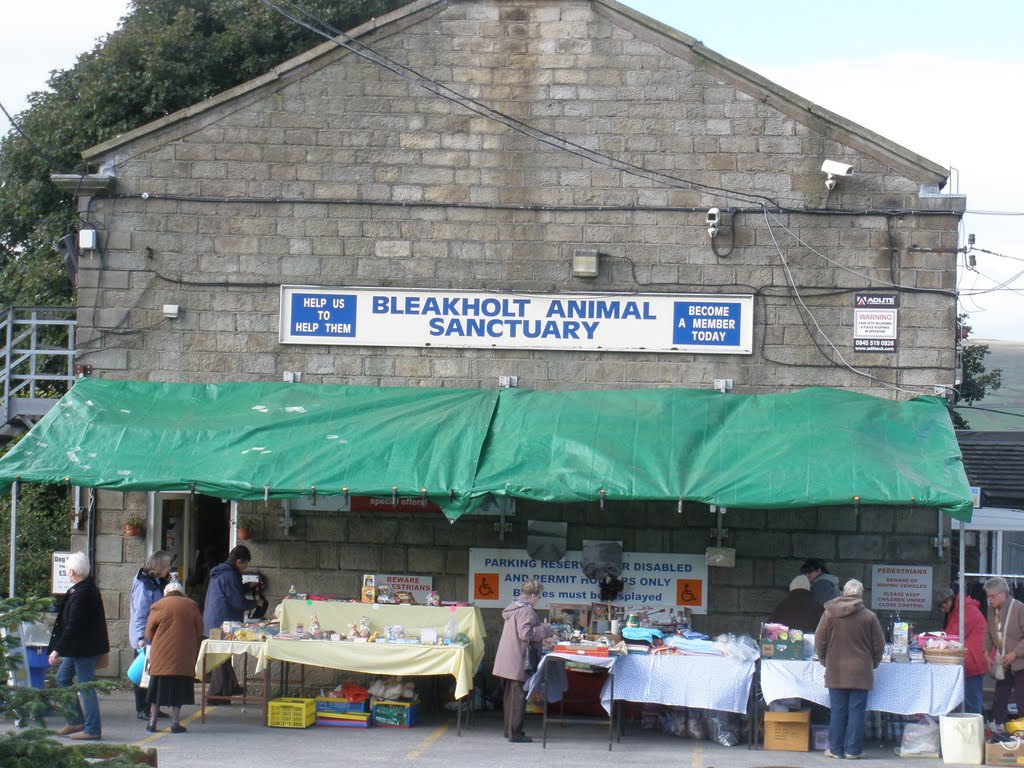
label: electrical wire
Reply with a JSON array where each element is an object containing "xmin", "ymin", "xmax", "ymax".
[
  {"xmin": 969, "ymin": 247, "xmax": 1024, "ymax": 264},
  {"xmin": 953, "ymin": 406, "xmax": 1024, "ymax": 419},
  {"xmin": 762, "ymin": 206, "xmax": 955, "ymax": 398},
  {"xmin": 763, "ymin": 209, "xmax": 957, "ymax": 297},
  {"xmin": 258, "ymin": 0, "xmax": 783, "ymax": 209}
]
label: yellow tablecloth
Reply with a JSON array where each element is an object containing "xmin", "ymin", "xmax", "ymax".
[
  {"xmin": 257, "ymin": 638, "xmax": 476, "ymax": 699},
  {"xmin": 279, "ymin": 601, "xmax": 486, "ymax": 669},
  {"xmin": 194, "ymin": 639, "xmax": 266, "ymax": 680}
]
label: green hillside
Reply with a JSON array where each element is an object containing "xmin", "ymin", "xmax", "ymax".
[{"xmin": 955, "ymin": 340, "xmax": 1024, "ymax": 431}]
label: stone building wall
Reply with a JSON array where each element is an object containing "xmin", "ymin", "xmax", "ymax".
[{"xmin": 83, "ymin": 491, "xmax": 951, "ymax": 676}]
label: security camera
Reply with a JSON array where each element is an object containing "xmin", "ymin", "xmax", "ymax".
[
  {"xmin": 821, "ymin": 160, "xmax": 854, "ymax": 177},
  {"xmin": 706, "ymin": 207, "xmax": 720, "ymax": 239}
]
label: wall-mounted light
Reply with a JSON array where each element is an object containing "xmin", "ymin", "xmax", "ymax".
[
  {"xmin": 162, "ymin": 304, "xmax": 180, "ymax": 319},
  {"xmin": 572, "ymin": 248, "xmax": 599, "ymax": 278}
]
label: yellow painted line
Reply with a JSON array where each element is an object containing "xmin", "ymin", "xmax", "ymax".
[
  {"xmin": 691, "ymin": 741, "xmax": 704, "ymax": 768},
  {"xmin": 133, "ymin": 709, "xmax": 205, "ymax": 746},
  {"xmin": 406, "ymin": 722, "xmax": 449, "ymax": 759}
]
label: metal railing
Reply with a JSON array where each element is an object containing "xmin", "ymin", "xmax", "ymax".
[{"xmin": 1, "ymin": 306, "xmax": 76, "ymax": 437}]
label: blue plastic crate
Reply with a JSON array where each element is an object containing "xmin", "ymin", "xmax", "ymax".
[{"xmin": 315, "ymin": 697, "xmax": 369, "ymax": 714}]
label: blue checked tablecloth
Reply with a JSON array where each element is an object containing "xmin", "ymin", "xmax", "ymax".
[
  {"xmin": 599, "ymin": 653, "xmax": 756, "ymax": 714},
  {"xmin": 760, "ymin": 659, "xmax": 964, "ymax": 716}
]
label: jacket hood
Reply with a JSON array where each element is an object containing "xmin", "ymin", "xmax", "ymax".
[
  {"xmin": 135, "ymin": 568, "xmax": 165, "ymax": 589},
  {"xmin": 818, "ymin": 573, "xmax": 840, "ymax": 587},
  {"xmin": 502, "ymin": 600, "xmax": 528, "ymax": 620},
  {"xmin": 824, "ymin": 594, "xmax": 865, "ymax": 617},
  {"xmin": 209, "ymin": 562, "xmax": 236, "ymax": 579},
  {"xmin": 960, "ymin": 594, "xmax": 981, "ymax": 611}
]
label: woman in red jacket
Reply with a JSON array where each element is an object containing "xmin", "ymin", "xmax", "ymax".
[{"xmin": 937, "ymin": 587, "xmax": 986, "ymax": 715}]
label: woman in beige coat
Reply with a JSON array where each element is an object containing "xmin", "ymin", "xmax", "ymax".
[
  {"xmin": 984, "ymin": 576, "xmax": 1024, "ymax": 725},
  {"xmin": 492, "ymin": 579, "xmax": 552, "ymax": 744},
  {"xmin": 144, "ymin": 581, "xmax": 205, "ymax": 733}
]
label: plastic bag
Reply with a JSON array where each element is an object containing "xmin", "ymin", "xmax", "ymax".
[
  {"xmin": 127, "ymin": 646, "xmax": 148, "ymax": 686},
  {"xmin": 714, "ymin": 633, "xmax": 760, "ymax": 662},
  {"xmin": 899, "ymin": 716, "xmax": 941, "ymax": 757},
  {"xmin": 658, "ymin": 706, "xmax": 689, "ymax": 738},
  {"xmin": 705, "ymin": 709, "xmax": 742, "ymax": 747},
  {"xmin": 686, "ymin": 707, "xmax": 708, "ymax": 740}
]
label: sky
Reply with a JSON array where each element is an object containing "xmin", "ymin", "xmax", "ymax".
[{"xmin": 1, "ymin": 1, "xmax": 1020, "ymax": 341}]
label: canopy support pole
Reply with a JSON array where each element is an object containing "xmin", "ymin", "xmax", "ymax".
[
  {"xmin": 229, "ymin": 500, "xmax": 239, "ymax": 549},
  {"xmin": 8, "ymin": 478, "xmax": 18, "ymax": 598},
  {"xmin": 958, "ymin": 520, "xmax": 965, "ymax": 713}
]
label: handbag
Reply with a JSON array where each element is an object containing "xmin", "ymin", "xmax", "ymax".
[
  {"xmin": 522, "ymin": 643, "xmax": 540, "ymax": 675},
  {"xmin": 995, "ymin": 600, "xmax": 1015, "ymax": 681}
]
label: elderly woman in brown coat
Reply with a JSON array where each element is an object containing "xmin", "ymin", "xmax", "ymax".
[
  {"xmin": 492, "ymin": 579, "xmax": 553, "ymax": 744},
  {"xmin": 814, "ymin": 579, "xmax": 884, "ymax": 760},
  {"xmin": 144, "ymin": 580, "xmax": 205, "ymax": 733}
]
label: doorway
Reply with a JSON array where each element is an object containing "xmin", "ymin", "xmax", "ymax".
[{"xmin": 146, "ymin": 492, "xmax": 230, "ymax": 608}]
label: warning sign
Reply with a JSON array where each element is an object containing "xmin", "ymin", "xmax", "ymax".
[
  {"xmin": 853, "ymin": 294, "xmax": 898, "ymax": 352},
  {"xmin": 870, "ymin": 564, "xmax": 933, "ymax": 612}
]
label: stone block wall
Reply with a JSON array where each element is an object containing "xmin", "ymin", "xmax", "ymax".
[
  {"xmin": 88, "ymin": 491, "xmax": 951, "ymax": 676},
  {"xmin": 73, "ymin": 0, "xmax": 961, "ymax": 397}
]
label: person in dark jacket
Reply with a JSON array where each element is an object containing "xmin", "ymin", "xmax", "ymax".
[
  {"xmin": 202, "ymin": 545, "xmax": 256, "ymax": 700},
  {"xmin": 815, "ymin": 579, "xmax": 885, "ymax": 759},
  {"xmin": 801, "ymin": 557, "xmax": 841, "ymax": 607},
  {"xmin": 492, "ymin": 579, "xmax": 553, "ymax": 744},
  {"xmin": 144, "ymin": 581, "xmax": 205, "ymax": 733},
  {"xmin": 128, "ymin": 550, "xmax": 172, "ymax": 719},
  {"xmin": 769, "ymin": 575, "xmax": 823, "ymax": 632},
  {"xmin": 47, "ymin": 552, "xmax": 110, "ymax": 741}
]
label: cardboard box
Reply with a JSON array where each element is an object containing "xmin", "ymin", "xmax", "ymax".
[
  {"xmin": 764, "ymin": 709, "xmax": 811, "ymax": 752},
  {"xmin": 810, "ymin": 724, "xmax": 829, "ymax": 751},
  {"xmin": 554, "ymin": 643, "xmax": 610, "ymax": 658},
  {"xmin": 760, "ymin": 640, "xmax": 804, "ymax": 660},
  {"xmin": 986, "ymin": 738, "xmax": 1024, "ymax": 766}
]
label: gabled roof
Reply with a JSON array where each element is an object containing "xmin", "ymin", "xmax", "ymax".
[
  {"xmin": 81, "ymin": 0, "xmax": 949, "ymax": 186},
  {"xmin": 956, "ymin": 431, "xmax": 1024, "ymax": 507}
]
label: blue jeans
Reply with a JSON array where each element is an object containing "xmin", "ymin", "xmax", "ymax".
[
  {"xmin": 56, "ymin": 656, "xmax": 101, "ymax": 736},
  {"xmin": 964, "ymin": 674, "xmax": 984, "ymax": 716},
  {"xmin": 828, "ymin": 688, "xmax": 868, "ymax": 757}
]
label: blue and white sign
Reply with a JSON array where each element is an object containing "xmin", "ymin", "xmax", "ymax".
[{"xmin": 280, "ymin": 287, "xmax": 753, "ymax": 354}]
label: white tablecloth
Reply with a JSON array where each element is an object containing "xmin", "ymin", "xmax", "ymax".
[
  {"xmin": 760, "ymin": 659, "xmax": 964, "ymax": 716},
  {"xmin": 600, "ymin": 653, "xmax": 755, "ymax": 715}
]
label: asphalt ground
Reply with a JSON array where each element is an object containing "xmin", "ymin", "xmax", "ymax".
[{"xmin": 1, "ymin": 689, "xmax": 981, "ymax": 768}]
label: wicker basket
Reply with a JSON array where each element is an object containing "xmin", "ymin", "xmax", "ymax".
[{"xmin": 922, "ymin": 647, "xmax": 966, "ymax": 665}]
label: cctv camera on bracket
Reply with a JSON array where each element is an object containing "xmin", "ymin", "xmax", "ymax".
[
  {"xmin": 706, "ymin": 207, "xmax": 720, "ymax": 239},
  {"xmin": 821, "ymin": 159, "xmax": 854, "ymax": 192}
]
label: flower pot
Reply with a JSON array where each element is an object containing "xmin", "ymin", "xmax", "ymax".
[
  {"xmin": 124, "ymin": 524, "xmax": 143, "ymax": 538},
  {"xmin": 237, "ymin": 527, "xmax": 252, "ymax": 541}
]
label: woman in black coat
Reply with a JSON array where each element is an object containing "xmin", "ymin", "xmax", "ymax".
[{"xmin": 48, "ymin": 552, "xmax": 110, "ymax": 740}]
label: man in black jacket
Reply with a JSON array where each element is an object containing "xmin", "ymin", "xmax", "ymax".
[{"xmin": 48, "ymin": 551, "xmax": 109, "ymax": 740}]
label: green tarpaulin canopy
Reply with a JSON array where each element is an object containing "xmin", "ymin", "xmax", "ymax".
[{"xmin": 0, "ymin": 379, "xmax": 973, "ymax": 521}]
